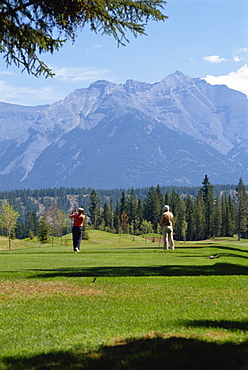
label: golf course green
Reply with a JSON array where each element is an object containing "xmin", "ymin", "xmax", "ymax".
[{"xmin": 0, "ymin": 231, "xmax": 247, "ymax": 369}]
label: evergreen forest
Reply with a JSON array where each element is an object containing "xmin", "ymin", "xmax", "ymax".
[{"xmin": 0, "ymin": 175, "xmax": 247, "ymax": 242}]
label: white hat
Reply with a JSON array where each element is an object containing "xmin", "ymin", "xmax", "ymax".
[
  {"xmin": 164, "ymin": 205, "xmax": 169, "ymax": 211},
  {"xmin": 78, "ymin": 207, "xmax": 84, "ymax": 213}
]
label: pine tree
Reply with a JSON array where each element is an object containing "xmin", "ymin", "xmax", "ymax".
[
  {"xmin": 82, "ymin": 221, "xmax": 89, "ymax": 240},
  {"xmin": 164, "ymin": 191, "xmax": 170, "ymax": 206},
  {"xmin": 143, "ymin": 186, "xmax": 163, "ymax": 231},
  {"xmin": 136, "ymin": 199, "xmax": 143, "ymax": 234},
  {"xmin": 221, "ymin": 194, "xmax": 236, "ymax": 237},
  {"xmin": 38, "ymin": 214, "xmax": 50, "ymax": 244},
  {"xmin": 119, "ymin": 191, "xmax": 128, "ymax": 215},
  {"xmin": 102, "ymin": 202, "xmax": 113, "ymax": 230},
  {"xmin": 110, "ymin": 199, "xmax": 114, "ymax": 230},
  {"xmin": 200, "ymin": 175, "xmax": 214, "ymax": 238},
  {"xmin": 15, "ymin": 222, "xmax": 26, "ymax": 239},
  {"xmin": 227, "ymin": 195, "xmax": 236, "ymax": 237},
  {"xmin": 89, "ymin": 189, "xmax": 100, "ymax": 229},
  {"xmin": 114, "ymin": 201, "xmax": 120, "ymax": 232},
  {"xmin": 174, "ymin": 198, "xmax": 187, "ymax": 241},
  {"xmin": 236, "ymin": 178, "xmax": 248, "ymax": 240},
  {"xmin": 156, "ymin": 184, "xmax": 164, "ymax": 211},
  {"xmin": 128, "ymin": 188, "xmax": 140, "ymax": 235},
  {"xmin": 212, "ymin": 197, "xmax": 222, "ymax": 238},
  {"xmin": 221, "ymin": 194, "xmax": 228, "ymax": 236},
  {"xmin": 143, "ymin": 187, "xmax": 155, "ymax": 229},
  {"xmin": 25, "ymin": 211, "xmax": 39, "ymax": 238},
  {"xmin": 185, "ymin": 195, "xmax": 196, "ymax": 241},
  {"xmin": 194, "ymin": 191, "xmax": 205, "ymax": 240},
  {"xmin": 169, "ymin": 189, "xmax": 181, "ymax": 216}
]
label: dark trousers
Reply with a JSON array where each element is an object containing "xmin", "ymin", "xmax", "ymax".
[{"xmin": 72, "ymin": 226, "xmax": 82, "ymax": 250}]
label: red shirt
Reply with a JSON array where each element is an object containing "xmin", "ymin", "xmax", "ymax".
[{"xmin": 69, "ymin": 213, "xmax": 85, "ymax": 227}]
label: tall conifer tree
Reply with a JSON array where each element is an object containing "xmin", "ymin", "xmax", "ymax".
[
  {"xmin": 212, "ymin": 198, "xmax": 222, "ymax": 238},
  {"xmin": 174, "ymin": 198, "xmax": 187, "ymax": 241},
  {"xmin": 221, "ymin": 194, "xmax": 235, "ymax": 237},
  {"xmin": 164, "ymin": 191, "xmax": 170, "ymax": 206},
  {"xmin": 236, "ymin": 178, "xmax": 248, "ymax": 240},
  {"xmin": 38, "ymin": 213, "xmax": 50, "ymax": 244},
  {"xmin": 120, "ymin": 191, "xmax": 128, "ymax": 215},
  {"xmin": 200, "ymin": 175, "xmax": 214, "ymax": 238},
  {"xmin": 185, "ymin": 195, "xmax": 195, "ymax": 241},
  {"xmin": 227, "ymin": 195, "xmax": 236, "ymax": 237},
  {"xmin": 128, "ymin": 188, "xmax": 140, "ymax": 235},
  {"xmin": 194, "ymin": 191, "xmax": 205, "ymax": 240},
  {"xmin": 103, "ymin": 203, "xmax": 113, "ymax": 229},
  {"xmin": 89, "ymin": 189, "xmax": 100, "ymax": 229}
]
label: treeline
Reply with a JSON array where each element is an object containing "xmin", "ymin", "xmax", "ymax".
[
  {"xmin": 0, "ymin": 176, "xmax": 247, "ymax": 241},
  {"xmin": 89, "ymin": 176, "xmax": 247, "ymax": 241}
]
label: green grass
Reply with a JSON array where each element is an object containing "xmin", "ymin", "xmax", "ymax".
[{"xmin": 0, "ymin": 232, "xmax": 247, "ymax": 369}]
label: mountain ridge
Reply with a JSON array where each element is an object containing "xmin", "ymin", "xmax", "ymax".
[{"xmin": 0, "ymin": 71, "xmax": 247, "ymax": 190}]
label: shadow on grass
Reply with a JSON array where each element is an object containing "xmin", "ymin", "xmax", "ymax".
[
  {"xmin": 182, "ymin": 319, "xmax": 248, "ymax": 331},
  {"xmin": 30, "ymin": 262, "xmax": 248, "ymax": 278},
  {"xmin": 212, "ymin": 253, "xmax": 248, "ymax": 259},
  {"xmin": 178, "ymin": 244, "xmax": 248, "ymax": 254},
  {"xmin": 180, "ymin": 252, "xmax": 248, "ymax": 259},
  {"xmin": 3, "ymin": 335, "xmax": 248, "ymax": 370}
]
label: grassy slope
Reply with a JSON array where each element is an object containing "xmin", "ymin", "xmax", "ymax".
[{"xmin": 0, "ymin": 231, "xmax": 247, "ymax": 370}]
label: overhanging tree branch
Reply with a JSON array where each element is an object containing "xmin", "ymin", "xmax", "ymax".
[{"xmin": 0, "ymin": 0, "xmax": 167, "ymax": 77}]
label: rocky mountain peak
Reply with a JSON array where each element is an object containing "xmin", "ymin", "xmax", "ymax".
[
  {"xmin": 123, "ymin": 79, "xmax": 152, "ymax": 94},
  {"xmin": 0, "ymin": 71, "xmax": 248, "ymax": 190}
]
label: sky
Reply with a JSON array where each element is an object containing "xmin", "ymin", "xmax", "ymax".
[{"xmin": 0, "ymin": 0, "xmax": 247, "ymax": 106}]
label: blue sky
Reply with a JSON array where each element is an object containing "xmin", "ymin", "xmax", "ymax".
[{"xmin": 0, "ymin": 0, "xmax": 247, "ymax": 106}]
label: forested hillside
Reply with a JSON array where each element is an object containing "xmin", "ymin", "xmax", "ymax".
[{"xmin": 0, "ymin": 177, "xmax": 246, "ymax": 242}]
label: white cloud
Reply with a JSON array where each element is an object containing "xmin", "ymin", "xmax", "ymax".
[
  {"xmin": 0, "ymin": 70, "xmax": 16, "ymax": 76},
  {"xmin": 233, "ymin": 55, "xmax": 244, "ymax": 62},
  {"xmin": 0, "ymin": 79, "xmax": 59, "ymax": 106},
  {"xmin": 52, "ymin": 67, "xmax": 111, "ymax": 82},
  {"xmin": 0, "ymin": 66, "xmax": 116, "ymax": 106},
  {"xmin": 235, "ymin": 47, "xmax": 248, "ymax": 54},
  {"xmin": 203, "ymin": 64, "xmax": 248, "ymax": 98},
  {"xmin": 203, "ymin": 55, "xmax": 228, "ymax": 63},
  {"xmin": 189, "ymin": 57, "xmax": 197, "ymax": 64}
]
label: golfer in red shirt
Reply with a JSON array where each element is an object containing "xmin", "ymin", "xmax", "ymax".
[{"xmin": 69, "ymin": 208, "xmax": 85, "ymax": 252}]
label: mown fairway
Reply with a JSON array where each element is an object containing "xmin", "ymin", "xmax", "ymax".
[{"xmin": 0, "ymin": 231, "xmax": 247, "ymax": 370}]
